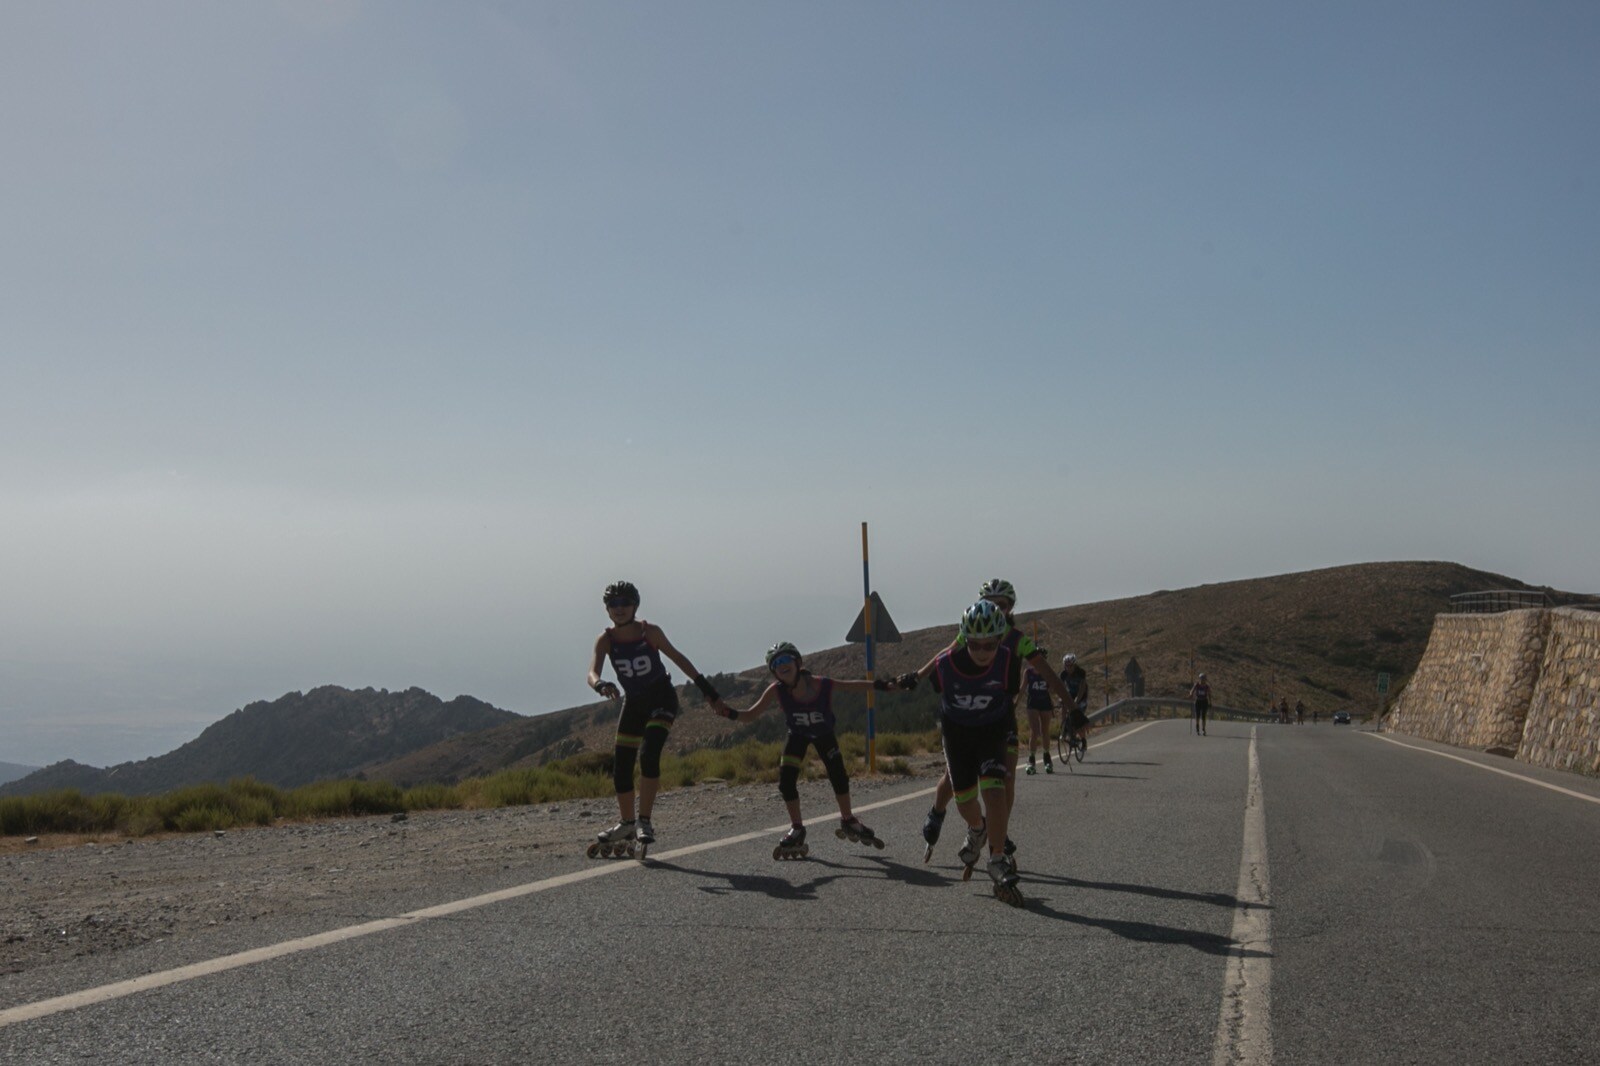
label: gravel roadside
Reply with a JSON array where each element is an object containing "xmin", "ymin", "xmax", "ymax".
[{"xmin": 0, "ymin": 757, "xmax": 942, "ymax": 980}]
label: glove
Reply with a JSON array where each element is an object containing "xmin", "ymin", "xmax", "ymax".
[
  {"xmin": 893, "ymin": 672, "xmax": 920, "ymax": 691},
  {"xmin": 593, "ymin": 681, "xmax": 620, "ymax": 700},
  {"xmin": 715, "ymin": 704, "xmax": 738, "ymax": 721}
]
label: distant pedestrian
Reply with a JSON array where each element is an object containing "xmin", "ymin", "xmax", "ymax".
[
  {"xmin": 1295, "ymin": 699, "xmax": 1305, "ymax": 725},
  {"xmin": 1190, "ymin": 674, "xmax": 1211, "ymax": 736}
]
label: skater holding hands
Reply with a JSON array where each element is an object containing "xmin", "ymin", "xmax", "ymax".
[
  {"xmin": 919, "ymin": 600, "xmax": 1027, "ymax": 905},
  {"xmin": 716, "ymin": 641, "xmax": 889, "ymax": 859},
  {"xmin": 903, "ymin": 579, "xmax": 1078, "ymax": 866},
  {"xmin": 585, "ymin": 580, "xmax": 724, "ymax": 858}
]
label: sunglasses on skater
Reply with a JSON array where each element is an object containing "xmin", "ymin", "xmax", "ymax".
[
  {"xmin": 770, "ymin": 654, "xmax": 798, "ymax": 669},
  {"xmin": 967, "ymin": 638, "xmax": 1001, "ymax": 653},
  {"xmin": 605, "ymin": 598, "xmax": 635, "ymax": 608}
]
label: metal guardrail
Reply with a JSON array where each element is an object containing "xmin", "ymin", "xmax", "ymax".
[
  {"xmin": 1450, "ymin": 590, "xmax": 1550, "ymax": 613},
  {"xmin": 1087, "ymin": 697, "xmax": 1282, "ymax": 726}
]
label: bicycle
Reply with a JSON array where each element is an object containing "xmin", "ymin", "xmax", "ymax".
[{"xmin": 1056, "ymin": 708, "xmax": 1088, "ymax": 766}]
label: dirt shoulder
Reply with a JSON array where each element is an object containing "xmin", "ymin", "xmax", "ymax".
[{"xmin": 0, "ymin": 756, "xmax": 944, "ymax": 979}]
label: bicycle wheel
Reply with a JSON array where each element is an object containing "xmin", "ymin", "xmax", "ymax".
[
  {"xmin": 1056, "ymin": 726, "xmax": 1072, "ymax": 764},
  {"xmin": 1074, "ymin": 736, "xmax": 1087, "ymax": 762}
]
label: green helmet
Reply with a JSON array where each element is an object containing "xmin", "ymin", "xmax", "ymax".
[
  {"xmin": 960, "ymin": 600, "xmax": 1010, "ymax": 641},
  {"xmin": 978, "ymin": 578, "xmax": 1017, "ymax": 607},
  {"xmin": 765, "ymin": 641, "xmax": 802, "ymax": 672}
]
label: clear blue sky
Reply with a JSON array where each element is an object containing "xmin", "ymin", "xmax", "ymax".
[{"xmin": 3, "ymin": 2, "xmax": 1596, "ymax": 767}]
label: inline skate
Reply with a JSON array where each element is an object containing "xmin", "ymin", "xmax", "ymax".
[
  {"xmin": 772, "ymin": 824, "xmax": 809, "ymax": 861},
  {"xmin": 987, "ymin": 854, "xmax": 1024, "ymax": 907},
  {"xmin": 835, "ymin": 816, "xmax": 884, "ymax": 850},
  {"xmin": 586, "ymin": 819, "xmax": 636, "ymax": 860},
  {"xmin": 921, "ymin": 806, "xmax": 945, "ymax": 864},
  {"xmin": 958, "ymin": 819, "xmax": 985, "ymax": 882}
]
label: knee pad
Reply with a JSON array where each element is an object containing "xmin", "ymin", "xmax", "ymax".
[
  {"xmin": 778, "ymin": 762, "xmax": 801, "ymax": 802},
  {"xmin": 612, "ymin": 743, "xmax": 639, "ymax": 794},
  {"xmin": 639, "ymin": 723, "xmax": 669, "ymax": 779},
  {"xmin": 820, "ymin": 745, "xmax": 850, "ymax": 796}
]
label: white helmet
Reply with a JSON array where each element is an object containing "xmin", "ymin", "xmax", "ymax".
[{"xmin": 1061, "ymin": 653, "xmax": 1077, "ymax": 665}]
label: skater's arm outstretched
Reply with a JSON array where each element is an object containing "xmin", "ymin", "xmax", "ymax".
[
  {"xmin": 827, "ymin": 678, "xmax": 895, "ymax": 694},
  {"xmin": 644, "ymin": 622, "xmax": 724, "ymax": 705},
  {"xmin": 586, "ymin": 633, "xmax": 621, "ymax": 700},
  {"xmin": 715, "ymin": 682, "xmax": 782, "ymax": 722}
]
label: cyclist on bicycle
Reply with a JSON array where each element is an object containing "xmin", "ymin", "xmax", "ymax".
[{"xmin": 1060, "ymin": 653, "xmax": 1090, "ymax": 753}]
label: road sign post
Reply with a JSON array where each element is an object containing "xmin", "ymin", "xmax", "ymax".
[{"xmin": 846, "ymin": 528, "xmax": 901, "ymax": 774}]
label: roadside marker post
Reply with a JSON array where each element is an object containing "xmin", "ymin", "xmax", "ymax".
[{"xmin": 845, "ymin": 523, "xmax": 902, "ymax": 774}]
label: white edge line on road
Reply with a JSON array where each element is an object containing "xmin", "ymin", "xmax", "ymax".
[
  {"xmin": 1, "ymin": 720, "xmax": 1164, "ymax": 1029},
  {"xmin": 1212, "ymin": 726, "xmax": 1273, "ymax": 1066},
  {"xmin": 1360, "ymin": 732, "xmax": 1600, "ymax": 806}
]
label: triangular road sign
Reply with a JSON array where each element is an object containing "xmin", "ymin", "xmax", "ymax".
[{"xmin": 847, "ymin": 592, "xmax": 902, "ymax": 643}]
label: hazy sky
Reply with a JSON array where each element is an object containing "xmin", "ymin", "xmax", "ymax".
[{"xmin": 3, "ymin": 2, "xmax": 1596, "ymax": 768}]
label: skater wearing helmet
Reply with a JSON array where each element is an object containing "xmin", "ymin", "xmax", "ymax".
[
  {"xmin": 1060, "ymin": 653, "xmax": 1090, "ymax": 755},
  {"xmin": 903, "ymin": 579, "xmax": 1078, "ymax": 866},
  {"xmin": 715, "ymin": 642, "xmax": 891, "ymax": 860},
  {"xmin": 1023, "ymin": 649, "xmax": 1055, "ymax": 775},
  {"xmin": 585, "ymin": 580, "xmax": 726, "ymax": 859},
  {"xmin": 922, "ymin": 600, "xmax": 1026, "ymax": 905}
]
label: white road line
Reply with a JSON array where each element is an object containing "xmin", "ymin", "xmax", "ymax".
[
  {"xmin": 1212, "ymin": 726, "xmax": 1273, "ymax": 1066},
  {"xmin": 1, "ymin": 720, "xmax": 1164, "ymax": 1028},
  {"xmin": 1361, "ymin": 732, "xmax": 1600, "ymax": 806}
]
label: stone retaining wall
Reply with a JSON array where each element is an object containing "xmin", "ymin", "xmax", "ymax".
[
  {"xmin": 1385, "ymin": 608, "xmax": 1599, "ymax": 775},
  {"xmin": 1520, "ymin": 609, "xmax": 1600, "ymax": 775}
]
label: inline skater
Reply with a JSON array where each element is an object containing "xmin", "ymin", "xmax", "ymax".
[
  {"xmin": 715, "ymin": 641, "xmax": 889, "ymax": 859},
  {"xmin": 1023, "ymin": 649, "xmax": 1054, "ymax": 775},
  {"xmin": 923, "ymin": 600, "xmax": 1025, "ymax": 905},
  {"xmin": 1189, "ymin": 673, "xmax": 1211, "ymax": 736},
  {"xmin": 585, "ymin": 580, "xmax": 725, "ymax": 858},
  {"xmin": 906, "ymin": 580, "xmax": 1077, "ymax": 864},
  {"xmin": 1060, "ymin": 653, "xmax": 1090, "ymax": 756}
]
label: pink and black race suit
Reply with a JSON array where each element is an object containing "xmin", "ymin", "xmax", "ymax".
[
  {"xmin": 606, "ymin": 627, "xmax": 670, "ymax": 697},
  {"xmin": 775, "ymin": 677, "xmax": 838, "ymax": 738},
  {"xmin": 933, "ymin": 645, "xmax": 1015, "ymax": 727}
]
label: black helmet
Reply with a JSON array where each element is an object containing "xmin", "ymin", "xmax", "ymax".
[
  {"xmin": 765, "ymin": 641, "xmax": 803, "ymax": 672},
  {"xmin": 603, "ymin": 581, "xmax": 640, "ymax": 606}
]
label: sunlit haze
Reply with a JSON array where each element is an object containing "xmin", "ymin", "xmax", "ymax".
[{"xmin": 3, "ymin": 2, "xmax": 1596, "ymax": 767}]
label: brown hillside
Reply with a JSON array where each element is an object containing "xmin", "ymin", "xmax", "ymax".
[{"xmin": 362, "ymin": 561, "xmax": 1592, "ymax": 786}]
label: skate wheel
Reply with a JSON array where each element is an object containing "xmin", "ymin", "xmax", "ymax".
[
  {"xmin": 961, "ymin": 865, "xmax": 974, "ymax": 882},
  {"xmin": 871, "ymin": 837, "xmax": 885, "ymax": 850},
  {"xmin": 994, "ymin": 883, "xmax": 1025, "ymax": 907},
  {"xmin": 923, "ymin": 845, "xmax": 935, "ymax": 865},
  {"xmin": 635, "ymin": 844, "xmax": 648, "ymax": 862},
  {"xmin": 773, "ymin": 846, "xmax": 784, "ymax": 861}
]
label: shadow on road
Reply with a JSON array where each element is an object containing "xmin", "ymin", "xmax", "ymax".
[
  {"xmin": 1020, "ymin": 871, "xmax": 1260, "ymax": 910},
  {"xmin": 1051, "ymin": 772, "xmax": 1146, "ymax": 781},
  {"xmin": 650, "ymin": 857, "xmax": 892, "ymax": 901},
  {"xmin": 1015, "ymin": 894, "xmax": 1272, "ymax": 958}
]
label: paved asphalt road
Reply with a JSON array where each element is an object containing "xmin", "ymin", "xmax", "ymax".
[{"xmin": 3, "ymin": 720, "xmax": 1596, "ymax": 1065}]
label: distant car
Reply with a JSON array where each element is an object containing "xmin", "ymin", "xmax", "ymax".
[{"xmin": 1332, "ymin": 709, "xmax": 1352, "ymax": 725}]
